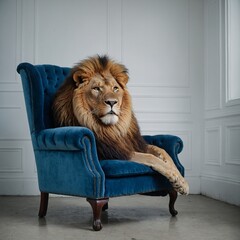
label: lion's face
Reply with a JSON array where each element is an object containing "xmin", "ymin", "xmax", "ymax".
[
  {"xmin": 68, "ymin": 55, "xmax": 131, "ymax": 129},
  {"xmin": 73, "ymin": 72, "xmax": 124, "ymax": 125}
]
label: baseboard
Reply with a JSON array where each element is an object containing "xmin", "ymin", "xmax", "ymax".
[
  {"xmin": 201, "ymin": 174, "xmax": 240, "ymax": 206},
  {"xmin": 185, "ymin": 176, "xmax": 201, "ymax": 194},
  {"xmin": 0, "ymin": 178, "xmax": 39, "ymax": 195}
]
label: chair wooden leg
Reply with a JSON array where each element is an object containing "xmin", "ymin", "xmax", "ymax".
[
  {"xmin": 38, "ymin": 192, "xmax": 49, "ymax": 218},
  {"xmin": 102, "ymin": 202, "xmax": 109, "ymax": 211},
  {"xmin": 168, "ymin": 190, "xmax": 178, "ymax": 216},
  {"xmin": 87, "ymin": 198, "xmax": 109, "ymax": 231}
]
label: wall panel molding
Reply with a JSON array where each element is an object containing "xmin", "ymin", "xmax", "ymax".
[
  {"xmin": 138, "ymin": 119, "xmax": 192, "ymax": 124},
  {"xmin": 225, "ymin": 0, "xmax": 240, "ymax": 103},
  {"xmin": 0, "ymin": 148, "xmax": 23, "ymax": 173},
  {"xmin": 15, "ymin": 0, "xmax": 23, "ymax": 83},
  {"xmin": 0, "ymin": 178, "xmax": 39, "ymax": 195},
  {"xmin": 132, "ymin": 96, "xmax": 191, "ymax": 114},
  {"xmin": 34, "ymin": 0, "xmax": 109, "ymax": 65},
  {"xmin": 107, "ymin": 0, "xmax": 122, "ymax": 59},
  {"xmin": 205, "ymin": 108, "xmax": 240, "ymax": 120},
  {"xmin": 201, "ymin": 173, "xmax": 240, "ymax": 205},
  {"xmin": 225, "ymin": 123, "xmax": 240, "ymax": 165},
  {"xmin": 0, "ymin": 91, "xmax": 23, "ymax": 109},
  {"xmin": 121, "ymin": 0, "xmax": 190, "ymax": 88},
  {"xmin": 204, "ymin": 0, "xmax": 222, "ymax": 111},
  {"xmin": 204, "ymin": 126, "xmax": 222, "ymax": 166},
  {"xmin": 0, "ymin": 140, "xmax": 36, "ymax": 186},
  {"xmin": 0, "ymin": 0, "xmax": 22, "ymax": 86}
]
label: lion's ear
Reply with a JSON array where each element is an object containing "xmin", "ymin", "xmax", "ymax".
[
  {"xmin": 116, "ymin": 72, "xmax": 129, "ymax": 88},
  {"xmin": 110, "ymin": 63, "xmax": 129, "ymax": 88},
  {"xmin": 73, "ymin": 71, "xmax": 83, "ymax": 86}
]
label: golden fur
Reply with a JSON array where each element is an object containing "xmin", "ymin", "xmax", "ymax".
[{"xmin": 53, "ymin": 55, "xmax": 147, "ymax": 160}]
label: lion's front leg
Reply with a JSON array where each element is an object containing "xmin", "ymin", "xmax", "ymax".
[
  {"xmin": 146, "ymin": 145, "xmax": 177, "ymax": 167},
  {"xmin": 130, "ymin": 150, "xmax": 189, "ymax": 195},
  {"xmin": 146, "ymin": 145, "xmax": 189, "ymax": 195}
]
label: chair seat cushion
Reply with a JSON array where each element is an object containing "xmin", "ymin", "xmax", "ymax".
[{"xmin": 100, "ymin": 160, "xmax": 157, "ymax": 178}]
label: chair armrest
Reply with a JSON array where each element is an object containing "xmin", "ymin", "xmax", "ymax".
[
  {"xmin": 143, "ymin": 135, "xmax": 185, "ymax": 176},
  {"xmin": 33, "ymin": 126, "xmax": 96, "ymax": 151},
  {"xmin": 32, "ymin": 126, "xmax": 106, "ymax": 198}
]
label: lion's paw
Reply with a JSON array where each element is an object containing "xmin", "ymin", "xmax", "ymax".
[
  {"xmin": 175, "ymin": 181, "xmax": 189, "ymax": 195},
  {"xmin": 168, "ymin": 172, "xmax": 189, "ymax": 195}
]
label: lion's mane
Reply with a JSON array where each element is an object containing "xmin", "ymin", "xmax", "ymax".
[{"xmin": 52, "ymin": 55, "xmax": 147, "ymax": 160}]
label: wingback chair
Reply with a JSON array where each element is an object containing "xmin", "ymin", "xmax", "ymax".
[{"xmin": 17, "ymin": 63, "xmax": 185, "ymax": 231}]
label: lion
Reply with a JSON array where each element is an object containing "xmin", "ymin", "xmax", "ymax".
[{"xmin": 52, "ymin": 55, "xmax": 189, "ymax": 195}]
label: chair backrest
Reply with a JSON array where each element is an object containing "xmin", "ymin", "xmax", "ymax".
[{"xmin": 17, "ymin": 63, "xmax": 70, "ymax": 132}]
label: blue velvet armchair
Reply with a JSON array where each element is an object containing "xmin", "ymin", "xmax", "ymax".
[{"xmin": 17, "ymin": 63, "xmax": 185, "ymax": 231}]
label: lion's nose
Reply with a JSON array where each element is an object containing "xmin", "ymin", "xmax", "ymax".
[{"xmin": 105, "ymin": 100, "xmax": 118, "ymax": 107}]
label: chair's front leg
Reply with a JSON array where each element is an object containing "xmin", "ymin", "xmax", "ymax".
[
  {"xmin": 168, "ymin": 190, "xmax": 178, "ymax": 216},
  {"xmin": 87, "ymin": 198, "xmax": 109, "ymax": 231},
  {"xmin": 38, "ymin": 192, "xmax": 49, "ymax": 218}
]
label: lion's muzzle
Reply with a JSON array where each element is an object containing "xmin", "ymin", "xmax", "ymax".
[{"xmin": 105, "ymin": 100, "xmax": 118, "ymax": 107}]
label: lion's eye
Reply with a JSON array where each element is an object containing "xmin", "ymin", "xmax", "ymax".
[
  {"xmin": 113, "ymin": 86, "xmax": 119, "ymax": 92},
  {"xmin": 93, "ymin": 87, "xmax": 100, "ymax": 92}
]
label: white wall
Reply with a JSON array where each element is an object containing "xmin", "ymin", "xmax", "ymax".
[
  {"xmin": 1, "ymin": 0, "xmax": 203, "ymax": 196},
  {"xmin": 202, "ymin": 0, "xmax": 240, "ymax": 205}
]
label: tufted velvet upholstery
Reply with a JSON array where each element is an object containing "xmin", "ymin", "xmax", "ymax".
[
  {"xmin": 17, "ymin": 63, "xmax": 70, "ymax": 131},
  {"xmin": 17, "ymin": 62, "xmax": 185, "ymax": 229}
]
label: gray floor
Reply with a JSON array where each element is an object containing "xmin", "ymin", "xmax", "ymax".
[{"xmin": 0, "ymin": 195, "xmax": 239, "ymax": 240}]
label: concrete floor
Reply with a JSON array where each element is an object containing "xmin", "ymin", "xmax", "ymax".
[{"xmin": 0, "ymin": 195, "xmax": 239, "ymax": 240}]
